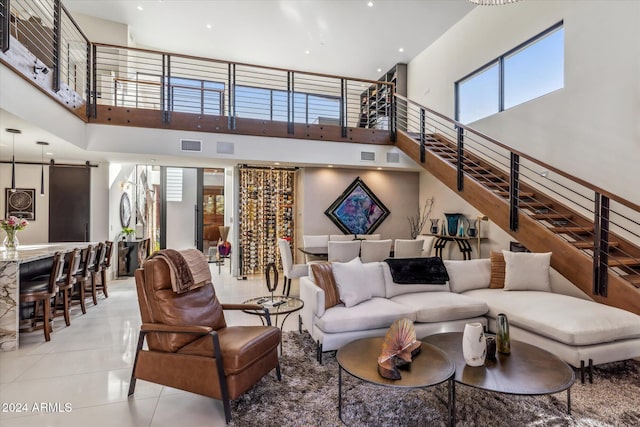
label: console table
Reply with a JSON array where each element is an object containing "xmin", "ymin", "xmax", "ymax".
[{"xmin": 425, "ymin": 233, "xmax": 486, "ymax": 260}]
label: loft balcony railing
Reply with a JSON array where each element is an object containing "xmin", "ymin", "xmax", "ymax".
[
  {"xmin": 89, "ymin": 43, "xmax": 393, "ymax": 144},
  {"xmin": 395, "ymin": 94, "xmax": 640, "ymax": 298}
]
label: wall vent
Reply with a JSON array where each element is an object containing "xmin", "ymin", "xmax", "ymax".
[
  {"xmin": 386, "ymin": 152, "xmax": 400, "ymax": 163},
  {"xmin": 217, "ymin": 141, "xmax": 235, "ymax": 155},
  {"xmin": 360, "ymin": 151, "xmax": 375, "ymax": 162},
  {"xmin": 180, "ymin": 139, "xmax": 202, "ymax": 152}
]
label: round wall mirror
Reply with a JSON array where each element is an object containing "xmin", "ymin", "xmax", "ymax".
[{"xmin": 120, "ymin": 192, "xmax": 132, "ymax": 227}]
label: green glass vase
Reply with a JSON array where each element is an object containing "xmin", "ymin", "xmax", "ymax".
[{"xmin": 496, "ymin": 313, "xmax": 511, "ymax": 354}]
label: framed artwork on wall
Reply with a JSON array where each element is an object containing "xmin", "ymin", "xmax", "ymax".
[
  {"xmin": 5, "ymin": 188, "xmax": 36, "ymax": 220},
  {"xmin": 324, "ymin": 177, "xmax": 390, "ymax": 235}
]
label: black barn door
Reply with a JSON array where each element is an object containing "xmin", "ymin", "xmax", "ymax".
[{"xmin": 49, "ymin": 165, "xmax": 91, "ymax": 242}]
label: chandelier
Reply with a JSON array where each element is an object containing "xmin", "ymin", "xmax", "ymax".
[{"xmin": 469, "ymin": 0, "xmax": 521, "ymax": 5}]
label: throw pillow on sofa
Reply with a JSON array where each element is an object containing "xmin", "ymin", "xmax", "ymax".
[
  {"xmin": 444, "ymin": 259, "xmax": 491, "ymax": 293},
  {"xmin": 489, "ymin": 251, "xmax": 506, "ymax": 289},
  {"xmin": 332, "ymin": 257, "xmax": 372, "ymax": 307},
  {"xmin": 310, "ymin": 262, "xmax": 341, "ymax": 309},
  {"xmin": 502, "ymin": 250, "xmax": 552, "ymax": 292}
]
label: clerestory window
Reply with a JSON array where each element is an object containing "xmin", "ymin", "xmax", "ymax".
[{"xmin": 456, "ymin": 22, "xmax": 564, "ymax": 125}]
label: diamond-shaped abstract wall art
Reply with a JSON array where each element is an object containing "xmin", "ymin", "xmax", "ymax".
[{"xmin": 324, "ymin": 177, "xmax": 390, "ymax": 235}]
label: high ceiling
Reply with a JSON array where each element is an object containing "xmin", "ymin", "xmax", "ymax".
[
  {"xmin": 1, "ymin": 0, "xmax": 475, "ymax": 164},
  {"xmin": 64, "ymin": 0, "xmax": 474, "ymax": 80}
]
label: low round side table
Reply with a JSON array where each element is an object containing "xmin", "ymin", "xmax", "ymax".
[
  {"xmin": 242, "ymin": 295, "xmax": 304, "ymax": 329},
  {"xmin": 336, "ymin": 337, "xmax": 455, "ymax": 426}
]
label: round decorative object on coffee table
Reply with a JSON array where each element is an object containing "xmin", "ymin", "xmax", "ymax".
[{"xmin": 337, "ymin": 337, "xmax": 455, "ymax": 426}]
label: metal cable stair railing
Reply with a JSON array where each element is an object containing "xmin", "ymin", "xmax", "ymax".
[{"xmin": 394, "ymin": 94, "xmax": 640, "ymax": 314}]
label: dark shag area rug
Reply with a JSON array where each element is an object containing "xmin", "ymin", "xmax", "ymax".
[{"xmin": 230, "ymin": 332, "xmax": 640, "ymax": 426}]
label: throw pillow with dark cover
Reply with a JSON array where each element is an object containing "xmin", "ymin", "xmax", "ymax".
[{"xmin": 384, "ymin": 257, "xmax": 449, "ymax": 284}]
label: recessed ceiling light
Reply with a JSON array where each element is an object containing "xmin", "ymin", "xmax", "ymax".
[
  {"xmin": 150, "ymin": 159, "xmax": 157, "ymax": 162},
  {"xmin": 328, "ymin": 165, "xmax": 334, "ymax": 168},
  {"xmin": 377, "ymin": 68, "xmax": 382, "ymax": 73},
  {"xmin": 304, "ymin": 50, "xmax": 310, "ymax": 55},
  {"xmin": 367, "ymin": 1, "xmax": 374, "ymax": 7},
  {"xmin": 398, "ymin": 47, "xmax": 404, "ymax": 53},
  {"xmin": 377, "ymin": 167, "xmax": 382, "ymax": 170},
  {"xmin": 137, "ymin": 5, "xmax": 144, "ymax": 11},
  {"xmin": 45, "ymin": 152, "xmax": 53, "ymax": 156},
  {"xmin": 274, "ymin": 162, "xmax": 281, "ymax": 165},
  {"xmin": 206, "ymin": 24, "xmax": 212, "ymax": 29}
]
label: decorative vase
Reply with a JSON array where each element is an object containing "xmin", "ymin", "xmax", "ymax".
[
  {"xmin": 430, "ymin": 218, "xmax": 440, "ymax": 235},
  {"xmin": 218, "ymin": 226, "xmax": 231, "ymax": 257},
  {"xmin": 496, "ymin": 313, "xmax": 511, "ymax": 354},
  {"xmin": 444, "ymin": 213, "xmax": 463, "ymax": 237},
  {"xmin": 462, "ymin": 322, "xmax": 486, "ymax": 366},
  {"xmin": 468, "ymin": 220, "xmax": 478, "ymax": 238},
  {"xmin": 217, "ymin": 239, "xmax": 231, "ymax": 257},
  {"xmin": 486, "ymin": 335, "xmax": 496, "ymax": 360},
  {"xmin": 2, "ymin": 230, "xmax": 19, "ymax": 252}
]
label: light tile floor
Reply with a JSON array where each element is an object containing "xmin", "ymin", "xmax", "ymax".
[{"xmin": 0, "ymin": 265, "xmax": 300, "ymax": 426}]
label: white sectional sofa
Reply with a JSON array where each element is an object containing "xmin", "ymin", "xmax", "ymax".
[
  {"xmin": 299, "ymin": 256, "xmax": 640, "ymax": 382},
  {"xmin": 300, "ymin": 258, "xmax": 489, "ymax": 363}
]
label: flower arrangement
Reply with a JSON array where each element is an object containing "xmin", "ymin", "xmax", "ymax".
[
  {"xmin": 1, "ymin": 216, "xmax": 28, "ymax": 251},
  {"xmin": 1, "ymin": 216, "xmax": 29, "ymax": 232}
]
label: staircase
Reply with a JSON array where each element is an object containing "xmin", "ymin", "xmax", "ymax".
[{"xmin": 395, "ymin": 96, "xmax": 640, "ymax": 315}]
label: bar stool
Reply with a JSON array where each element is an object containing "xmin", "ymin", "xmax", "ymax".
[
  {"xmin": 97, "ymin": 241, "xmax": 114, "ymax": 298},
  {"xmin": 53, "ymin": 248, "xmax": 82, "ymax": 327},
  {"xmin": 89, "ymin": 242, "xmax": 107, "ymax": 305},
  {"xmin": 19, "ymin": 252, "xmax": 65, "ymax": 341},
  {"xmin": 72, "ymin": 245, "xmax": 97, "ymax": 314}
]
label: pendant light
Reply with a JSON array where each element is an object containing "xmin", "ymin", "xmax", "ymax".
[
  {"xmin": 5, "ymin": 128, "xmax": 21, "ymax": 192},
  {"xmin": 36, "ymin": 141, "xmax": 49, "ymax": 196}
]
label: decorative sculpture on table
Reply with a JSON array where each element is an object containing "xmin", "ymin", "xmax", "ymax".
[{"xmin": 377, "ymin": 318, "xmax": 422, "ymax": 380}]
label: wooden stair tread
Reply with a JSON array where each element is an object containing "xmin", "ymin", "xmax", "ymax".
[
  {"xmin": 486, "ymin": 182, "xmax": 510, "ymax": 188},
  {"xmin": 608, "ymin": 258, "xmax": 640, "ymax": 267},
  {"xmin": 470, "ymin": 174, "xmax": 506, "ymax": 182},
  {"xmin": 550, "ymin": 226, "xmax": 593, "ymax": 235},
  {"xmin": 495, "ymin": 191, "xmax": 535, "ymax": 198},
  {"xmin": 531, "ymin": 213, "xmax": 572, "ymax": 220},
  {"xmin": 520, "ymin": 201, "xmax": 552, "ymax": 209},
  {"xmin": 466, "ymin": 165, "xmax": 491, "ymax": 172},
  {"xmin": 572, "ymin": 241, "xmax": 620, "ymax": 249}
]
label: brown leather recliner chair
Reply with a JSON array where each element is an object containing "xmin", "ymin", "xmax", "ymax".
[{"xmin": 128, "ymin": 257, "xmax": 281, "ymax": 423}]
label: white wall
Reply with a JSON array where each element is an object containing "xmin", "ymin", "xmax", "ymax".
[
  {"xmin": 408, "ymin": 0, "xmax": 640, "ymax": 204},
  {"xmin": 71, "ymin": 13, "xmax": 129, "ymax": 46}
]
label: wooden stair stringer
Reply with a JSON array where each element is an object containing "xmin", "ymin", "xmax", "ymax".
[{"xmin": 396, "ymin": 130, "xmax": 640, "ymax": 315}]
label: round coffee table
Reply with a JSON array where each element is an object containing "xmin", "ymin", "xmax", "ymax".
[
  {"xmin": 423, "ymin": 332, "xmax": 575, "ymax": 423},
  {"xmin": 337, "ymin": 337, "xmax": 455, "ymax": 426}
]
